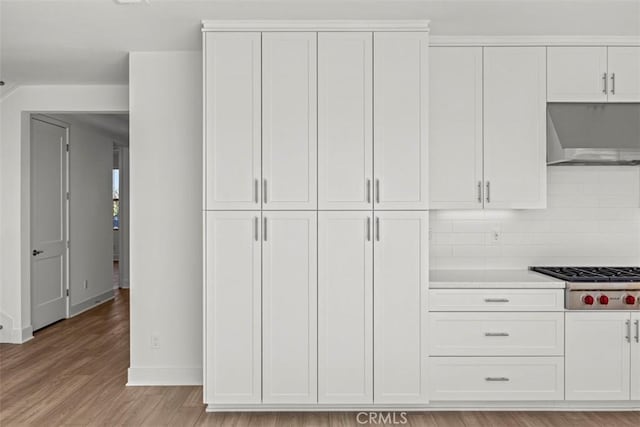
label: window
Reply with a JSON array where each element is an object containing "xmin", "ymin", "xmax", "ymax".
[{"xmin": 113, "ymin": 169, "xmax": 120, "ymax": 230}]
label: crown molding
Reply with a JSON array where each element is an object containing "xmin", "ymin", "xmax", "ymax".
[
  {"xmin": 429, "ymin": 35, "xmax": 640, "ymax": 46},
  {"xmin": 202, "ymin": 20, "xmax": 430, "ymax": 32}
]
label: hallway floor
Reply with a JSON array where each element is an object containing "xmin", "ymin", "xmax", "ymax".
[{"xmin": 1, "ymin": 290, "xmax": 639, "ymax": 426}]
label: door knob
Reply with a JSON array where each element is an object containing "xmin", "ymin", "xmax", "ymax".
[{"xmin": 32, "ymin": 249, "xmax": 43, "ymax": 256}]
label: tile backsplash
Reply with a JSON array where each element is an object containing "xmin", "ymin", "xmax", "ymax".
[{"xmin": 430, "ymin": 166, "xmax": 640, "ymax": 269}]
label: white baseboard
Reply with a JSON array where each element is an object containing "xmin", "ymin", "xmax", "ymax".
[
  {"xmin": 0, "ymin": 312, "xmax": 33, "ymax": 344},
  {"xmin": 127, "ymin": 367, "xmax": 203, "ymax": 386},
  {"xmin": 69, "ymin": 290, "xmax": 114, "ymax": 317}
]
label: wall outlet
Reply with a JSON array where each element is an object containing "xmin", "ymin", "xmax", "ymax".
[
  {"xmin": 83, "ymin": 279, "xmax": 88, "ymax": 289},
  {"xmin": 151, "ymin": 333, "xmax": 160, "ymax": 349}
]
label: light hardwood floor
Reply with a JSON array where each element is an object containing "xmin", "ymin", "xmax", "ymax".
[{"xmin": 1, "ymin": 289, "xmax": 639, "ymax": 426}]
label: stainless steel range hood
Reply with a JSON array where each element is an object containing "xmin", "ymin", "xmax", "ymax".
[{"xmin": 547, "ymin": 103, "xmax": 640, "ymax": 166}]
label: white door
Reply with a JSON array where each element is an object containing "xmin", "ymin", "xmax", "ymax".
[
  {"xmin": 31, "ymin": 116, "xmax": 68, "ymax": 331},
  {"xmin": 318, "ymin": 211, "xmax": 373, "ymax": 403},
  {"xmin": 429, "ymin": 47, "xmax": 483, "ymax": 209},
  {"xmin": 262, "ymin": 33, "xmax": 317, "ymax": 210},
  {"xmin": 547, "ymin": 47, "xmax": 608, "ymax": 102},
  {"xmin": 608, "ymin": 47, "xmax": 640, "ymax": 102},
  {"xmin": 204, "ymin": 32, "xmax": 261, "ymax": 210},
  {"xmin": 483, "ymin": 47, "xmax": 547, "ymax": 209},
  {"xmin": 566, "ymin": 312, "xmax": 631, "ymax": 401},
  {"xmin": 205, "ymin": 211, "xmax": 261, "ymax": 404},
  {"xmin": 373, "ymin": 211, "xmax": 429, "ymax": 404},
  {"xmin": 631, "ymin": 313, "xmax": 640, "ymax": 400},
  {"xmin": 373, "ymin": 32, "xmax": 429, "ymax": 210},
  {"xmin": 318, "ymin": 32, "xmax": 373, "ymax": 210},
  {"xmin": 262, "ymin": 211, "xmax": 317, "ymax": 403}
]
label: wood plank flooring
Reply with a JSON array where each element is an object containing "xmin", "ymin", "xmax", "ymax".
[{"xmin": 1, "ymin": 289, "xmax": 639, "ymax": 426}]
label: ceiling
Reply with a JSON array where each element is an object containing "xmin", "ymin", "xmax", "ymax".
[{"xmin": 1, "ymin": 0, "xmax": 639, "ymax": 88}]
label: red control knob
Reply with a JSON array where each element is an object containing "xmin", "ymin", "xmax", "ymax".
[
  {"xmin": 583, "ymin": 295, "xmax": 594, "ymax": 305},
  {"xmin": 599, "ymin": 295, "xmax": 609, "ymax": 305},
  {"xmin": 625, "ymin": 295, "xmax": 636, "ymax": 305}
]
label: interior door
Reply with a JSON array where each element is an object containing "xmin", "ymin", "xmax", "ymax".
[
  {"xmin": 373, "ymin": 32, "xmax": 429, "ymax": 210},
  {"xmin": 631, "ymin": 313, "xmax": 640, "ymax": 400},
  {"xmin": 31, "ymin": 116, "xmax": 68, "ymax": 331},
  {"xmin": 566, "ymin": 312, "xmax": 631, "ymax": 401},
  {"xmin": 318, "ymin": 211, "xmax": 373, "ymax": 403},
  {"xmin": 318, "ymin": 32, "xmax": 373, "ymax": 210},
  {"xmin": 262, "ymin": 32, "xmax": 317, "ymax": 210},
  {"xmin": 205, "ymin": 211, "xmax": 261, "ymax": 404},
  {"xmin": 429, "ymin": 47, "xmax": 484, "ymax": 209},
  {"xmin": 547, "ymin": 47, "xmax": 608, "ymax": 102},
  {"xmin": 262, "ymin": 211, "xmax": 317, "ymax": 403},
  {"xmin": 373, "ymin": 211, "xmax": 429, "ymax": 404},
  {"xmin": 483, "ymin": 47, "xmax": 547, "ymax": 209},
  {"xmin": 204, "ymin": 32, "xmax": 261, "ymax": 210},
  {"xmin": 608, "ymin": 47, "xmax": 640, "ymax": 102}
]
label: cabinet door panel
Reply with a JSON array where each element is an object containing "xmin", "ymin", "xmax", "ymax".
[
  {"xmin": 547, "ymin": 47, "xmax": 607, "ymax": 102},
  {"xmin": 429, "ymin": 47, "xmax": 483, "ymax": 209},
  {"xmin": 373, "ymin": 32, "xmax": 429, "ymax": 210},
  {"xmin": 205, "ymin": 33, "xmax": 261, "ymax": 209},
  {"xmin": 484, "ymin": 47, "xmax": 547, "ymax": 209},
  {"xmin": 632, "ymin": 313, "xmax": 640, "ymax": 400},
  {"xmin": 566, "ymin": 312, "xmax": 631, "ymax": 401},
  {"xmin": 263, "ymin": 211, "xmax": 317, "ymax": 403},
  {"xmin": 374, "ymin": 211, "xmax": 429, "ymax": 403},
  {"xmin": 318, "ymin": 212, "xmax": 373, "ymax": 403},
  {"xmin": 205, "ymin": 212, "xmax": 261, "ymax": 404},
  {"xmin": 262, "ymin": 33, "xmax": 317, "ymax": 210},
  {"xmin": 608, "ymin": 47, "xmax": 640, "ymax": 102},
  {"xmin": 318, "ymin": 32, "xmax": 373, "ymax": 210}
]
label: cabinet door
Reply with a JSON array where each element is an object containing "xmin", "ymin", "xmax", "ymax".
[
  {"xmin": 262, "ymin": 33, "xmax": 317, "ymax": 210},
  {"xmin": 547, "ymin": 47, "xmax": 608, "ymax": 102},
  {"xmin": 318, "ymin": 212, "xmax": 373, "ymax": 403},
  {"xmin": 373, "ymin": 211, "xmax": 429, "ymax": 404},
  {"xmin": 318, "ymin": 32, "xmax": 373, "ymax": 210},
  {"xmin": 483, "ymin": 47, "xmax": 547, "ymax": 209},
  {"xmin": 262, "ymin": 211, "xmax": 317, "ymax": 403},
  {"xmin": 205, "ymin": 211, "xmax": 261, "ymax": 404},
  {"xmin": 608, "ymin": 47, "xmax": 640, "ymax": 102},
  {"xmin": 632, "ymin": 313, "xmax": 640, "ymax": 400},
  {"xmin": 373, "ymin": 32, "xmax": 429, "ymax": 210},
  {"xmin": 204, "ymin": 33, "xmax": 261, "ymax": 210},
  {"xmin": 566, "ymin": 312, "xmax": 631, "ymax": 401},
  {"xmin": 429, "ymin": 47, "xmax": 483, "ymax": 209}
]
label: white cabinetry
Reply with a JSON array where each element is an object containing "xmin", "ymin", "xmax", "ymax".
[
  {"xmin": 374, "ymin": 33, "xmax": 429, "ymax": 210},
  {"xmin": 548, "ymin": 46, "xmax": 640, "ymax": 102},
  {"xmin": 566, "ymin": 312, "xmax": 639, "ymax": 401},
  {"xmin": 262, "ymin": 33, "xmax": 317, "ymax": 210},
  {"xmin": 374, "ymin": 211, "xmax": 429, "ymax": 404},
  {"xmin": 429, "ymin": 47, "xmax": 547, "ymax": 209}
]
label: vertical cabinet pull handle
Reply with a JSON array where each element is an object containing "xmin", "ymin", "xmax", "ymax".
[
  {"xmin": 263, "ymin": 179, "xmax": 267, "ymax": 204},
  {"xmin": 486, "ymin": 181, "xmax": 491, "ymax": 203},
  {"xmin": 254, "ymin": 216, "xmax": 259, "ymax": 241},
  {"xmin": 626, "ymin": 320, "xmax": 631, "ymax": 343},
  {"xmin": 477, "ymin": 181, "xmax": 482, "ymax": 203},
  {"xmin": 263, "ymin": 217, "xmax": 267, "ymax": 242},
  {"xmin": 602, "ymin": 73, "xmax": 608, "ymax": 94},
  {"xmin": 485, "ymin": 377, "xmax": 509, "ymax": 382},
  {"xmin": 635, "ymin": 320, "xmax": 639, "ymax": 343},
  {"xmin": 367, "ymin": 216, "xmax": 371, "ymax": 241},
  {"xmin": 375, "ymin": 179, "xmax": 380, "ymax": 204},
  {"xmin": 366, "ymin": 179, "xmax": 371, "ymax": 204},
  {"xmin": 610, "ymin": 72, "xmax": 616, "ymax": 95},
  {"xmin": 376, "ymin": 217, "xmax": 380, "ymax": 241},
  {"xmin": 254, "ymin": 179, "xmax": 259, "ymax": 204}
]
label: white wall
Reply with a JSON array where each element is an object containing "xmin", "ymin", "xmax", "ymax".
[
  {"xmin": 431, "ymin": 167, "xmax": 640, "ymax": 270},
  {"xmin": 128, "ymin": 52, "xmax": 202, "ymax": 385},
  {"xmin": 0, "ymin": 85, "xmax": 128, "ymax": 343}
]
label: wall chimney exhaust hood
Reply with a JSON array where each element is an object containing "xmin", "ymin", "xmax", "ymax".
[{"xmin": 547, "ymin": 103, "xmax": 640, "ymax": 166}]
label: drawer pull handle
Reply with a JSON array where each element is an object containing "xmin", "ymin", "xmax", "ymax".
[
  {"xmin": 484, "ymin": 298, "xmax": 510, "ymax": 303},
  {"xmin": 484, "ymin": 332, "xmax": 510, "ymax": 337},
  {"xmin": 485, "ymin": 377, "xmax": 510, "ymax": 382}
]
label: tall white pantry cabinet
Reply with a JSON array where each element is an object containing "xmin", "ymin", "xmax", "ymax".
[{"xmin": 202, "ymin": 21, "xmax": 430, "ymax": 410}]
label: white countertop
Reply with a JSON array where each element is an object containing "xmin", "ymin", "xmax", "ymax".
[{"xmin": 429, "ymin": 269, "xmax": 566, "ymax": 289}]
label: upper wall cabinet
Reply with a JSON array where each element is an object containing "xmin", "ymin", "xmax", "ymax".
[
  {"xmin": 483, "ymin": 47, "xmax": 547, "ymax": 209},
  {"xmin": 374, "ymin": 32, "xmax": 429, "ymax": 210},
  {"xmin": 548, "ymin": 46, "xmax": 640, "ymax": 102},
  {"xmin": 262, "ymin": 33, "xmax": 318, "ymax": 210},
  {"xmin": 205, "ymin": 33, "xmax": 262, "ymax": 210},
  {"xmin": 318, "ymin": 32, "xmax": 373, "ymax": 210}
]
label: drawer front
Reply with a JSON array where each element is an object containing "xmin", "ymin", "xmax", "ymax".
[
  {"xmin": 429, "ymin": 357, "xmax": 564, "ymax": 401},
  {"xmin": 429, "ymin": 312, "xmax": 564, "ymax": 356},
  {"xmin": 429, "ymin": 289, "xmax": 564, "ymax": 311}
]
